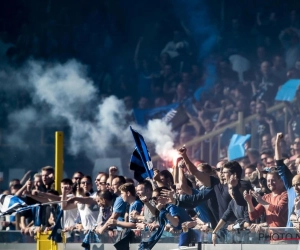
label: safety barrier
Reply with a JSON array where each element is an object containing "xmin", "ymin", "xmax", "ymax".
[{"xmin": 1, "ymin": 227, "xmax": 300, "ymax": 250}]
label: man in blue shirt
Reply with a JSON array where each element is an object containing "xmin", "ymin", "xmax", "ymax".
[{"xmin": 107, "ymin": 183, "xmax": 143, "ymax": 250}]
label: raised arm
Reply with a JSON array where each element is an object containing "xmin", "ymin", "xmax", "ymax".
[
  {"xmin": 178, "ymin": 165, "xmax": 192, "ymax": 195},
  {"xmin": 178, "ymin": 147, "xmax": 211, "ymax": 187},
  {"xmin": 275, "ymin": 132, "xmax": 293, "ymax": 189}
]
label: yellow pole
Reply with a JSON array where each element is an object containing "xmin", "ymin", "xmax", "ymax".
[{"xmin": 55, "ymin": 131, "xmax": 64, "ymax": 194}]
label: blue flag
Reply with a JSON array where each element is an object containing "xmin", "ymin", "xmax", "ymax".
[
  {"xmin": 275, "ymin": 79, "xmax": 300, "ymax": 102},
  {"xmin": 0, "ymin": 194, "xmax": 26, "ymax": 215},
  {"xmin": 129, "ymin": 127, "xmax": 154, "ymax": 182},
  {"xmin": 228, "ymin": 134, "xmax": 251, "ymax": 160},
  {"xmin": 138, "ymin": 210, "xmax": 168, "ymax": 250},
  {"xmin": 48, "ymin": 208, "xmax": 63, "ymax": 243}
]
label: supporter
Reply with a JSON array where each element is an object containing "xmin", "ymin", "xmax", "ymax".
[
  {"xmin": 95, "ymin": 173, "xmax": 109, "ymax": 192},
  {"xmin": 95, "ymin": 190, "xmax": 115, "ymax": 236},
  {"xmin": 244, "ymin": 164, "xmax": 256, "ymax": 180},
  {"xmin": 279, "ymin": 28, "xmax": 300, "ymax": 70},
  {"xmin": 243, "ymin": 170, "xmax": 288, "ymax": 231},
  {"xmin": 175, "ymin": 160, "xmax": 216, "ymax": 229},
  {"xmin": 290, "ymin": 137, "xmax": 300, "ymax": 161},
  {"xmin": 260, "ymin": 134, "xmax": 273, "ymax": 152},
  {"xmin": 41, "ymin": 166, "xmax": 55, "ymax": 191},
  {"xmin": 133, "ymin": 181, "xmax": 157, "ymax": 229},
  {"xmin": 106, "ymin": 183, "xmax": 143, "ymax": 247},
  {"xmin": 253, "ymin": 61, "xmax": 281, "ymax": 105},
  {"xmin": 260, "ymin": 149, "xmax": 274, "ymax": 166},
  {"xmin": 156, "ymin": 186, "xmax": 193, "ymax": 247},
  {"xmin": 60, "ymin": 178, "xmax": 78, "ymax": 232},
  {"xmin": 62, "ymin": 176, "xmax": 98, "ymax": 230},
  {"xmin": 212, "ymin": 183, "xmax": 252, "ymax": 245},
  {"xmin": 246, "ymin": 148, "xmax": 260, "ymax": 165},
  {"xmin": 161, "ymin": 30, "xmax": 189, "ymax": 59},
  {"xmin": 71, "ymin": 172, "xmax": 84, "ymax": 185},
  {"xmin": 271, "ymin": 55, "xmax": 286, "ymax": 82},
  {"xmin": 98, "ymin": 175, "xmax": 127, "ymax": 234},
  {"xmin": 276, "ymin": 133, "xmax": 297, "ymax": 227},
  {"xmin": 289, "ymin": 174, "xmax": 300, "ymax": 229},
  {"xmin": 250, "ymin": 101, "xmax": 277, "ymax": 149}
]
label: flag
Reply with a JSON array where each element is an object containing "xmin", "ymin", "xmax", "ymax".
[
  {"xmin": 138, "ymin": 209, "xmax": 168, "ymax": 250},
  {"xmin": 275, "ymin": 79, "xmax": 300, "ymax": 102},
  {"xmin": 228, "ymin": 134, "xmax": 251, "ymax": 160},
  {"xmin": 0, "ymin": 194, "xmax": 26, "ymax": 215},
  {"xmin": 133, "ymin": 103, "xmax": 179, "ymax": 127},
  {"xmin": 114, "ymin": 228, "xmax": 134, "ymax": 250},
  {"xmin": 130, "ymin": 127, "xmax": 154, "ymax": 182},
  {"xmin": 133, "ymin": 103, "xmax": 189, "ymax": 130},
  {"xmin": 48, "ymin": 208, "xmax": 63, "ymax": 243}
]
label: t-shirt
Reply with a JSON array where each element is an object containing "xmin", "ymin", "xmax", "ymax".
[
  {"xmin": 129, "ymin": 199, "xmax": 143, "ymax": 223},
  {"xmin": 143, "ymin": 200, "xmax": 156, "ymax": 223},
  {"xmin": 165, "ymin": 204, "xmax": 191, "ymax": 230},
  {"xmin": 63, "ymin": 194, "xmax": 77, "ymax": 229},
  {"xmin": 113, "ymin": 196, "xmax": 127, "ymax": 230},
  {"xmin": 77, "ymin": 199, "xmax": 99, "ymax": 230}
]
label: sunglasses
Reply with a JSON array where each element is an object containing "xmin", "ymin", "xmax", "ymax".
[
  {"xmin": 263, "ymin": 167, "xmax": 278, "ymax": 172},
  {"xmin": 80, "ymin": 181, "xmax": 91, "ymax": 185},
  {"xmin": 73, "ymin": 177, "xmax": 81, "ymax": 180},
  {"xmin": 215, "ymin": 168, "xmax": 221, "ymax": 172}
]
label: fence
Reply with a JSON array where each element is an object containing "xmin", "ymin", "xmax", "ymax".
[{"xmin": 166, "ymin": 101, "xmax": 288, "ymax": 164}]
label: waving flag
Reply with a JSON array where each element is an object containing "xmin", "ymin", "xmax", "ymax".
[
  {"xmin": 129, "ymin": 126, "xmax": 154, "ymax": 182},
  {"xmin": 0, "ymin": 194, "xmax": 26, "ymax": 215},
  {"xmin": 138, "ymin": 209, "xmax": 168, "ymax": 250}
]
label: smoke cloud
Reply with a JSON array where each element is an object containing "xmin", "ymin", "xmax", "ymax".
[{"xmin": 3, "ymin": 60, "xmax": 177, "ymax": 166}]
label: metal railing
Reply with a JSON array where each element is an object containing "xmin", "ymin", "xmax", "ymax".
[{"xmin": 172, "ymin": 102, "xmax": 287, "ymax": 164}]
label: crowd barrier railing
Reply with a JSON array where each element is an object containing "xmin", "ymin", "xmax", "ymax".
[{"xmin": 1, "ymin": 227, "xmax": 300, "ymax": 244}]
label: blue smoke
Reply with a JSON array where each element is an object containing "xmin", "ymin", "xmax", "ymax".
[{"xmin": 172, "ymin": 0, "xmax": 218, "ymax": 60}]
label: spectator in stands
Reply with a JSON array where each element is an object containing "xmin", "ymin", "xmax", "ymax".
[
  {"xmin": 261, "ymin": 134, "xmax": 273, "ymax": 152},
  {"xmin": 276, "ymin": 133, "xmax": 297, "ymax": 227},
  {"xmin": 244, "ymin": 169, "xmax": 288, "ymax": 231},
  {"xmin": 161, "ymin": 31, "xmax": 189, "ymax": 59},
  {"xmin": 95, "ymin": 190, "xmax": 114, "ymax": 236},
  {"xmin": 251, "ymin": 101, "xmax": 277, "ymax": 149},
  {"xmin": 244, "ymin": 164, "xmax": 257, "ymax": 180},
  {"xmin": 107, "ymin": 183, "xmax": 143, "ymax": 228},
  {"xmin": 97, "ymin": 175, "xmax": 127, "ymax": 234},
  {"xmin": 95, "ymin": 173, "xmax": 109, "ymax": 192},
  {"xmin": 253, "ymin": 61, "xmax": 280, "ymax": 105},
  {"xmin": 106, "ymin": 166, "xmax": 119, "ymax": 187},
  {"xmin": 279, "ymin": 28, "xmax": 300, "ymax": 70},
  {"xmin": 290, "ymin": 137, "xmax": 300, "ymax": 161},
  {"xmin": 212, "ymin": 183, "xmax": 252, "ymax": 245},
  {"xmin": 72, "ymin": 171, "xmax": 84, "ymax": 185},
  {"xmin": 133, "ymin": 181, "xmax": 157, "ymax": 230},
  {"xmin": 271, "ymin": 55, "xmax": 286, "ymax": 82}
]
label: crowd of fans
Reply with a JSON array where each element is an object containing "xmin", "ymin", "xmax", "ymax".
[
  {"xmin": 1, "ymin": 2, "xmax": 300, "ymax": 165},
  {"xmin": 2, "ymin": 1, "xmax": 300, "ymax": 247},
  {"xmin": 1, "ymin": 132, "xmax": 300, "ymax": 247}
]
